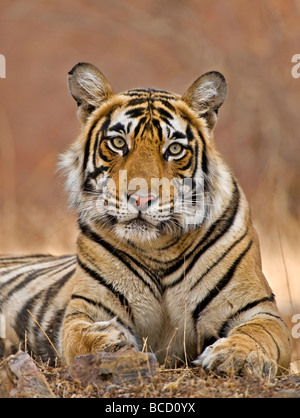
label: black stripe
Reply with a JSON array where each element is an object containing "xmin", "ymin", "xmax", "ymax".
[
  {"xmin": 191, "ymin": 142, "xmax": 199, "ymax": 180},
  {"xmin": 149, "ymin": 88, "xmax": 174, "ymax": 95},
  {"xmin": 77, "ymin": 257, "xmax": 134, "ymax": 322},
  {"xmin": 44, "ymin": 307, "xmax": 66, "ymax": 362},
  {"xmin": 151, "ymin": 185, "xmax": 236, "ymax": 274},
  {"xmin": 160, "ymin": 100, "xmax": 176, "ymax": 112},
  {"xmin": 171, "ymin": 131, "xmax": 186, "ymax": 140},
  {"xmin": 71, "ymin": 294, "xmax": 133, "ymax": 333},
  {"xmin": 238, "ymin": 323, "xmax": 281, "ymax": 363},
  {"xmin": 33, "ymin": 306, "xmax": 67, "ymax": 364},
  {"xmin": 0, "ymin": 339, "xmax": 5, "ymax": 357},
  {"xmin": 200, "ymin": 134, "xmax": 208, "ymax": 176},
  {"xmin": 139, "ymin": 116, "xmax": 151, "ymax": 137},
  {"xmin": 92, "ymin": 130, "xmax": 100, "ymax": 167},
  {"xmin": 82, "ymin": 119, "xmax": 100, "ymax": 173},
  {"xmin": 125, "ymin": 107, "xmax": 146, "ymax": 118},
  {"xmin": 133, "ymin": 116, "xmax": 147, "ymax": 137},
  {"xmin": 35, "ymin": 268, "xmax": 76, "ymax": 331},
  {"xmin": 190, "ymin": 228, "xmax": 249, "ymax": 291},
  {"xmin": 2, "ymin": 258, "xmax": 75, "ymax": 302},
  {"xmin": 65, "ymin": 311, "xmax": 94, "ymax": 322},
  {"xmin": 99, "ymin": 146, "xmax": 113, "ymax": 163},
  {"xmin": 156, "ymin": 107, "xmax": 174, "ymax": 121},
  {"xmin": 79, "ymin": 221, "xmax": 162, "ymax": 297},
  {"xmin": 124, "ymin": 88, "xmax": 176, "ymax": 97},
  {"xmin": 0, "ymin": 271, "xmax": 27, "ymax": 292},
  {"xmin": 164, "ymin": 179, "xmax": 240, "ymax": 284},
  {"xmin": 83, "ymin": 165, "xmax": 108, "ymax": 191},
  {"xmin": 12, "ymin": 262, "xmax": 75, "ymax": 354},
  {"xmin": 178, "ymin": 156, "xmax": 193, "ymax": 171},
  {"xmin": 0, "ymin": 255, "xmax": 69, "ymax": 277},
  {"xmin": 109, "ymin": 122, "xmax": 126, "ymax": 134},
  {"xmin": 0, "ymin": 254, "xmax": 51, "ymax": 262},
  {"xmin": 127, "ymin": 88, "xmax": 152, "ymax": 94},
  {"xmin": 201, "ymin": 335, "xmax": 218, "ymax": 353},
  {"xmin": 218, "ymin": 294, "xmax": 275, "ymax": 337},
  {"xmin": 231, "ymin": 295, "xmax": 275, "ymax": 316},
  {"xmin": 191, "ymin": 130, "xmax": 208, "ymax": 176},
  {"xmin": 193, "ymin": 240, "xmax": 253, "ymax": 328},
  {"xmin": 126, "ymin": 121, "xmax": 132, "ymax": 134},
  {"xmin": 71, "ymin": 294, "xmax": 98, "ymax": 306},
  {"xmin": 154, "ymin": 235, "xmax": 182, "ymax": 252},
  {"xmin": 185, "ymin": 125, "xmax": 194, "ymax": 142},
  {"xmin": 14, "ymin": 289, "xmax": 45, "ymax": 353},
  {"xmin": 127, "ymin": 97, "xmax": 148, "ymax": 106},
  {"xmin": 152, "ymin": 118, "xmax": 163, "ymax": 142},
  {"xmin": 256, "ymin": 311, "xmax": 283, "ymax": 321},
  {"xmin": 83, "ymin": 115, "xmax": 112, "ymax": 174},
  {"xmin": 154, "ymin": 93, "xmax": 178, "ymax": 100}
]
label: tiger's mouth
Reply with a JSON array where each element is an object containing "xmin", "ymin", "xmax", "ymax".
[
  {"xmin": 110, "ymin": 211, "xmax": 179, "ymax": 243},
  {"xmin": 124, "ymin": 217, "xmax": 154, "ymax": 233},
  {"xmin": 90, "ymin": 187, "xmax": 195, "ymax": 242},
  {"xmin": 90, "ymin": 187, "xmax": 205, "ymax": 242},
  {"xmin": 113, "ymin": 216, "xmax": 159, "ymax": 242}
]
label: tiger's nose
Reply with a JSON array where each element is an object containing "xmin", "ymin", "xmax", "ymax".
[{"xmin": 128, "ymin": 193, "xmax": 155, "ymax": 210}]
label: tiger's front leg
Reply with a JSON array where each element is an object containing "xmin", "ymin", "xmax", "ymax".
[
  {"xmin": 195, "ymin": 316, "xmax": 291, "ymax": 377},
  {"xmin": 62, "ymin": 296, "xmax": 138, "ymax": 364}
]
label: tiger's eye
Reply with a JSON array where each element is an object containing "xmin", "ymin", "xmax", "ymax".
[
  {"xmin": 111, "ymin": 138, "xmax": 126, "ymax": 149},
  {"xmin": 168, "ymin": 143, "xmax": 183, "ymax": 155}
]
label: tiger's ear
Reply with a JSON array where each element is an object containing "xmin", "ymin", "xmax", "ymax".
[
  {"xmin": 68, "ymin": 63, "xmax": 113, "ymax": 124},
  {"xmin": 182, "ymin": 71, "xmax": 227, "ymax": 131}
]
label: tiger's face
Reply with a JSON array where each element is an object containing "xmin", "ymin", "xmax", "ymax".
[
  {"xmin": 81, "ymin": 92, "xmax": 207, "ymax": 242},
  {"xmin": 61, "ymin": 63, "xmax": 229, "ymax": 244}
]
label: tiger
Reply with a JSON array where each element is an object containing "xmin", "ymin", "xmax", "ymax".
[{"xmin": 0, "ymin": 63, "xmax": 291, "ymax": 377}]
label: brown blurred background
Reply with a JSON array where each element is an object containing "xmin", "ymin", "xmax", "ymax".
[{"xmin": 0, "ymin": 0, "xmax": 299, "ymax": 369}]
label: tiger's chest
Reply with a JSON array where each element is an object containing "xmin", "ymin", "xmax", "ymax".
[{"xmin": 127, "ymin": 282, "xmax": 198, "ymax": 364}]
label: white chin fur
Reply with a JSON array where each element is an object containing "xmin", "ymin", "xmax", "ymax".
[{"xmin": 113, "ymin": 221, "xmax": 159, "ymax": 243}]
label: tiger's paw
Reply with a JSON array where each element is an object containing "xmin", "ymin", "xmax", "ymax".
[
  {"xmin": 194, "ymin": 336, "xmax": 278, "ymax": 378},
  {"xmin": 85, "ymin": 318, "xmax": 138, "ymax": 352},
  {"xmin": 62, "ymin": 317, "xmax": 138, "ymax": 364}
]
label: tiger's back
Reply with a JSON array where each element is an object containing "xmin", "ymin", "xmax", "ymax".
[{"xmin": 0, "ymin": 254, "xmax": 76, "ymax": 360}]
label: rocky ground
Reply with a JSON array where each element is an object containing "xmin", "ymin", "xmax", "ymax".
[{"xmin": 1, "ymin": 350, "xmax": 300, "ymax": 399}]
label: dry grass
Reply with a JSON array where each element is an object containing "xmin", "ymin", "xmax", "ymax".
[{"xmin": 37, "ymin": 361, "xmax": 300, "ymax": 398}]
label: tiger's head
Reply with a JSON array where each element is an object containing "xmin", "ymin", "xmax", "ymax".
[{"xmin": 60, "ymin": 63, "xmax": 232, "ymax": 244}]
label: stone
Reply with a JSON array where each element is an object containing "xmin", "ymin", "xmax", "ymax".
[
  {"xmin": 69, "ymin": 350, "xmax": 158, "ymax": 387},
  {"xmin": 274, "ymin": 389, "xmax": 300, "ymax": 398},
  {"xmin": 0, "ymin": 351, "xmax": 54, "ymax": 398}
]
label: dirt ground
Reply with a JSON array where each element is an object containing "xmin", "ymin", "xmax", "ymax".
[{"xmin": 42, "ymin": 362, "xmax": 300, "ymax": 399}]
